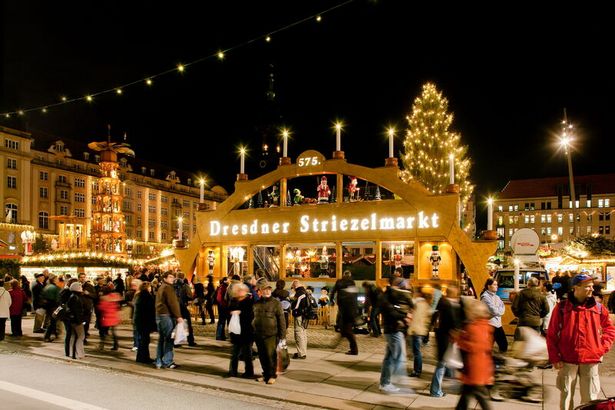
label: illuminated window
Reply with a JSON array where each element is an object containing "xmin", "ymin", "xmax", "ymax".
[{"xmin": 557, "ymin": 214, "xmax": 563, "ymax": 223}]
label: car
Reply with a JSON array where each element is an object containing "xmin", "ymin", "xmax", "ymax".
[{"xmin": 494, "ymin": 267, "xmax": 549, "ymax": 301}]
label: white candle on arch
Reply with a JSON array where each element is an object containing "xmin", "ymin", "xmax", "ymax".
[
  {"xmin": 282, "ymin": 129, "xmax": 289, "ymax": 158},
  {"xmin": 335, "ymin": 122, "xmax": 342, "ymax": 151},
  {"xmin": 388, "ymin": 128, "xmax": 395, "ymax": 158},
  {"xmin": 239, "ymin": 147, "xmax": 246, "ymax": 174},
  {"xmin": 487, "ymin": 197, "xmax": 494, "ymax": 230}
]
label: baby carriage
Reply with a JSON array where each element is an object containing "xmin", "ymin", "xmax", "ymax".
[{"xmin": 490, "ymin": 327, "xmax": 549, "ymax": 403}]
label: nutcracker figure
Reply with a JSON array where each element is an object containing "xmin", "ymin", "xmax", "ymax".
[
  {"xmin": 208, "ymin": 250, "xmax": 215, "ymax": 274},
  {"xmin": 429, "ymin": 245, "xmax": 442, "ymax": 280}
]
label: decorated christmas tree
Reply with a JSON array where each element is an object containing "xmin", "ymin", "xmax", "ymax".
[{"xmin": 400, "ymin": 82, "xmax": 474, "ymax": 210}]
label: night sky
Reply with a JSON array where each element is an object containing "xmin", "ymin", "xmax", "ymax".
[{"xmin": 1, "ymin": 1, "xmax": 614, "ymax": 229}]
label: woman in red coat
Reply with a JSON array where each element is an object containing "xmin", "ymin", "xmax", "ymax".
[
  {"xmin": 455, "ymin": 298, "xmax": 494, "ymax": 410},
  {"xmin": 98, "ymin": 286, "xmax": 121, "ymax": 350},
  {"xmin": 8, "ymin": 279, "xmax": 27, "ymax": 337}
]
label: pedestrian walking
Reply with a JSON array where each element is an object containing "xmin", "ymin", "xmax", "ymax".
[
  {"xmin": 67, "ymin": 282, "xmax": 87, "ymax": 360},
  {"xmin": 42, "ymin": 275, "xmax": 61, "ymax": 342},
  {"xmin": 409, "ymin": 289, "xmax": 432, "ymax": 377},
  {"xmin": 8, "ymin": 279, "xmax": 26, "ymax": 337},
  {"xmin": 455, "ymin": 298, "xmax": 494, "ymax": 410},
  {"xmin": 155, "ymin": 271, "xmax": 184, "ymax": 369},
  {"xmin": 0, "ymin": 278, "xmax": 12, "ymax": 341},
  {"xmin": 31, "ymin": 273, "xmax": 46, "ymax": 333},
  {"xmin": 362, "ymin": 281, "xmax": 383, "ymax": 337},
  {"xmin": 512, "ymin": 277, "xmax": 549, "ymax": 339},
  {"xmin": 430, "ymin": 283, "xmax": 463, "ymax": 398},
  {"xmin": 480, "ymin": 278, "xmax": 508, "ymax": 353},
  {"xmin": 98, "ymin": 286, "xmax": 121, "ymax": 350},
  {"xmin": 290, "ymin": 280, "xmax": 309, "ymax": 359},
  {"xmin": 378, "ymin": 276, "xmax": 413, "ymax": 393},
  {"xmin": 227, "ymin": 282, "xmax": 254, "ymax": 378},
  {"xmin": 133, "ymin": 281, "xmax": 156, "ymax": 364},
  {"xmin": 204, "ymin": 275, "xmax": 216, "ymax": 324},
  {"xmin": 78, "ymin": 273, "xmax": 96, "ymax": 345},
  {"xmin": 59, "ymin": 278, "xmax": 78, "ymax": 356},
  {"xmin": 547, "ymin": 273, "xmax": 615, "ymax": 410},
  {"xmin": 272, "ymin": 279, "xmax": 291, "ymax": 330},
  {"xmin": 252, "ymin": 278, "xmax": 286, "ymax": 384},
  {"xmin": 336, "ymin": 271, "xmax": 360, "ymax": 355},
  {"xmin": 174, "ymin": 272, "xmax": 197, "ymax": 347},
  {"xmin": 214, "ymin": 277, "xmax": 230, "ymax": 341}
]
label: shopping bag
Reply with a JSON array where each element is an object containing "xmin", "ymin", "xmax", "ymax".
[
  {"xmin": 276, "ymin": 339, "xmax": 290, "ymax": 373},
  {"xmin": 229, "ymin": 312, "xmax": 241, "ymax": 335},
  {"xmin": 173, "ymin": 321, "xmax": 188, "ymax": 345},
  {"xmin": 443, "ymin": 342, "xmax": 463, "ymax": 370}
]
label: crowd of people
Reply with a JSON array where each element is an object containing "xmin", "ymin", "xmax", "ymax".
[{"xmin": 2, "ymin": 266, "xmax": 615, "ymax": 409}]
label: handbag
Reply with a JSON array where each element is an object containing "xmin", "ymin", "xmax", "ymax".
[
  {"xmin": 229, "ymin": 312, "xmax": 241, "ymax": 335},
  {"xmin": 443, "ymin": 342, "xmax": 463, "ymax": 370},
  {"xmin": 276, "ymin": 339, "xmax": 290, "ymax": 373}
]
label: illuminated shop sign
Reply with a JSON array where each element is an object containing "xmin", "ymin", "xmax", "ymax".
[{"xmin": 209, "ymin": 211, "xmax": 439, "ymax": 237}]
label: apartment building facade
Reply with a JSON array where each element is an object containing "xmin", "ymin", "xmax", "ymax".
[
  {"xmin": 1, "ymin": 126, "xmax": 227, "ymax": 257},
  {"xmin": 493, "ymin": 174, "xmax": 615, "ymax": 251}
]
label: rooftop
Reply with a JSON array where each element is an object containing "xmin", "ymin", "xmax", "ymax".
[{"xmin": 499, "ymin": 174, "xmax": 615, "ymax": 199}]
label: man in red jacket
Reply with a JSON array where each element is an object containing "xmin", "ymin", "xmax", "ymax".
[{"xmin": 547, "ymin": 273, "xmax": 615, "ymax": 410}]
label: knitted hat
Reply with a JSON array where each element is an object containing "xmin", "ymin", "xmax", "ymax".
[{"xmin": 571, "ymin": 273, "xmax": 593, "ymax": 287}]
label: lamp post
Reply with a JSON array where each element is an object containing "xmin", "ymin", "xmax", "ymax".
[{"xmin": 560, "ymin": 110, "xmax": 576, "ymax": 238}]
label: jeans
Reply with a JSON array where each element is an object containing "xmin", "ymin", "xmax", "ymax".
[
  {"xmin": 156, "ymin": 315, "xmax": 176, "ymax": 367},
  {"xmin": 216, "ymin": 308, "xmax": 228, "ymax": 340},
  {"xmin": 369, "ymin": 308, "xmax": 381, "ymax": 336},
  {"xmin": 411, "ymin": 335, "xmax": 423, "ymax": 374},
  {"xmin": 380, "ymin": 331, "xmax": 406, "ymax": 386},
  {"xmin": 430, "ymin": 360, "xmax": 447, "ymax": 396}
]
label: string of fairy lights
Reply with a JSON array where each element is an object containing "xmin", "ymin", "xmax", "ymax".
[{"xmin": 0, "ymin": 0, "xmax": 355, "ymax": 119}]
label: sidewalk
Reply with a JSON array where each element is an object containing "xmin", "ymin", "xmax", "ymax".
[{"xmin": 2, "ymin": 315, "xmax": 614, "ymax": 410}]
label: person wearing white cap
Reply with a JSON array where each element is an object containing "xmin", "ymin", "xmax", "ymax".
[{"xmin": 67, "ymin": 282, "xmax": 86, "ymax": 359}]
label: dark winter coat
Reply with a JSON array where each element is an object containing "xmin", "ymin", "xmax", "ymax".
[
  {"xmin": 67, "ymin": 292, "xmax": 85, "ymax": 324},
  {"xmin": 229, "ymin": 296, "xmax": 254, "ymax": 344},
  {"xmin": 512, "ymin": 287, "xmax": 549, "ymax": 327},
  {"xmin": 133, "ymin": 291, "xmax": 157, "ymax": 333},
  {"xmin": 253, "ymin": 296, "xmax": 286, "ymax": 339},
  {"xmin": 380, "ymin": 287, "xmax": 412, "ymax": 334}
]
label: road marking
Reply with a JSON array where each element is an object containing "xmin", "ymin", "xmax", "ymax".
[{"xmin": 0, "ymin": 380, "xmax": 107, "ymax": 410}]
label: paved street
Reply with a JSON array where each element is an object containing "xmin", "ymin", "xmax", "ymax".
[{"xmin": 2, "ymin": 313, "xmax": 615, "ymax": 409}]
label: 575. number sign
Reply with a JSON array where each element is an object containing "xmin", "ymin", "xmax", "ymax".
[{"xmin": 296, "ymin": 150, "xmax": 325, "ymax": 168}]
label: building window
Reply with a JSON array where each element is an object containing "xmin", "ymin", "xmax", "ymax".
[
  {"xmin": 587, "ymin": 199, "xmax": 592, "ymax": 208},
  {"xmin": 74, "ymin": 178, "xmax": 85, "ymax": 188},
  {"xmin": 40, "ymin": 187, "xmax": 48, "ymax": 198},
  {"xmin": 546, "ymin": 214, "xmax": 552, "ymax": 223},
  {"xmin": 60, "ymin": 205, "xmax": 69, "ymax": 216},
  {"xmin": 58, "ymin": 175, "xmax": 67, "ymax": 183},
  {"xmin": 7, "ymin": 175, "xmax": 17, "ymax": 189},
  {"xmin": 122, "ymin": 200, "xmax": 132, "ymax": 212},
  {"xmin": 508, "ymin": 228, "xmax": 513, "ymax": 237},
  {"xmin": 497, "ymin": 205, "xmax": 503, "ymax": 212},
  {"xmin": 74, "ymin": 208, "xmax": 85, "ymax": 217},
  {"xmin": 5, "ymin": 204, "xmax": 17, "ymax": 223},
  {"xmin": 136, "ymin": 230, "xmax": 142, "ymax": 239},
  {"xmin": 587, "ymin": 214, "xmax": 592, "ymax": 222},
  {"xmin": 557, "ymin": 227, "xmax": 563, "ymax": 236},
  {"xmin": 125, "ymin": 187, "xmax": 132, "ymax": 198},
  {"xmin": 148, "ymin": 193, "xmax": 156, "ymax": 201},
  {"xmin": 137, "ymin": 203, "xmax": 142, "ymax": 212},
  {"xmin": 161, "ymin": 196, "xmax": 168, "ymax": 203},
  {"xmin": 508, "ymin": 205, "xmax": 513, "ymax": 212},
  {"xmin": 607, "ymin": 226, "xmax": 611, "ymax": 235},
  {"xmin": 161, "ymin": 221, "xmax": 168, "ymax": 229},
  {"xmin": 606, "ymin": 199, "xmax": 611, "ymax": 208},
  {"xmin": 524, "ymin": 215, "xmax": 529, "ymax": 224},
  {"xmin": 91, "ymin": 196, "xmax": 97, "ymax": 205},
  {"xmin": 607, "ymin": 213, "xmax": 611, "ymax": 221},
  {"xmin": 513, "ymin": 215, "xmax": 519, "ymax": 224},
  {"xmin": 587, "ymin": 226, "xmax": 592, "ymax": 234},
  {"xmin": 508, "ymin": 216, "xmax": 514, "ymax": 224},
  {"xmin": 161, "ymin": 231, "xmax": 167, "ymax": 241},
  {"xmin": 497, "ymin": 216, "xmax": 503, "ymax": 226},
  {"xmin": 7, "ymin": 158, "xmax": 17, "ymax": 169},
  {"xmin": 137, "ymin": 217, "xmax": 142, "ymax": 227},
  {"xmin": 148, "ymin": 205, "xmax": 156, "ymax": 213},
  {"xmin": 149, "ymin": 231, "xmax": 155, "ymax": 241},
  {"xmin": 547, "ymin": 202, "xmax": 551, "ymax": 210},
  {"xmin": 569, "ymin": 227, "xmax": 574, "ymax": 234},
  {"xmin": 569, "ymin": 213, "xmax": 574, "ymax": 223},
  {"xmin": 530, "ymin": 203, "xmax": 535, "ymax": 210},
  {"xmin": 599, "ymin": 226, "xmax": 604, "ymax": 235},
  {"xmin": 161, "ymin": 208, "xmax": 168, "ymax": 216},
  {"xmin": 540, "ymin": 214, "xmax": 546, "ymax": 224},
  {"xmin": 183, "ymin": 200, "xmax": 190, "ymax": 208},
  {"xmin": 529, "ymin": 215, "xmax": 535, "ymax": 224},
  {"xmin": 599, "ymin": 199, "xmax": 604, "ymax": 208},
  {"xmin": 38, "ymin": 211, "xmax": 49, "ymax": 229},
  {"xmin": 5, "ymin": 139, "xmax": 19, "ymax": 150},
  {"xmin": 514, "ymin": 205, "xmax": 519, "ymax": 211},
  {"xmin": 546, "ymin": 227, "xmax": 552, "ymax": 235},
  {"xmin": 40, "ymin": 171, "xmax": 48, "ymax": 181},
  {"xmin": 557, "ymin": 214, "xmax": 563, "ymax": 223},
  {"xmin": 125, "ymin": 215, "xmax": 133, "ymax": 224},
  {"xmin": 541, "ymin": 227, "xmax": 546, "ymax": 235},
  {"xmin": 148, "ymin": 219, "xmax": 155, "ymax": 228},
  {"xmin": 524, "ymin": 203, "xmax": 529, "ymax": 211},
  {"xmin": 75, "ymin": 193, "xmax": 85, "ymax": 203},
  {"xmin": 60, "ymin": 190, "xmax": 69, "ymax": 200},
  {"xmin": 137, "ymin": 191, "xmax": 142, "ymax": 199}
]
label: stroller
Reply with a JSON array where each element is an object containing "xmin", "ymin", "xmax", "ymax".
[{"xmin": 490, "ymin": 327, "xmax": 549, "ymax": 403}]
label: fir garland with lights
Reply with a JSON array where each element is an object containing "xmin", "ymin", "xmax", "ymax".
[{"xmin": 400, "ymin": 82, "xmax": 474, "ymax": 209}]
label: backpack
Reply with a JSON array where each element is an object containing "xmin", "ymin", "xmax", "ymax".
[
  {"xmin": 294, "ymin": 293, "xmax": 318, "ymax": 321},
  {"xmin": 215, "ymin": 285, "xmax": 228, "ymax": 308}
]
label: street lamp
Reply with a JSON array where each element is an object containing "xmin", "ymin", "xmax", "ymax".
[{"xmin": 559, "ymin": 110, "xmax": 576, "ymax": 238}]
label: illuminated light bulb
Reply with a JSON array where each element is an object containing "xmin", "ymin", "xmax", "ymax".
[
  {"xmin": 86, "ymin": 95, "xmax": 93, "ymax": 102},
  {"xmin": 116, "ymin": 88, "xmax": 123, "ymax": 95},
  {"xmin": 61, "ymin": 96, "xmax": 67, "ymax": 102},
  {"xmin": 265, "ymin": 36, "xmax": 271, "ymax": 42},
  {"xmin": 177, "ymin": 64, "xmax": 185, "ymax": 73},
  {"xmin": 42, "ymin": 108, "xmax": 48, "ymax": 113},
  {"xmin": 146, "ymin": 78, "xmax": 153, "ymax": 86},
  {"xmin": 316, "ymin": 15, "xmax": 322, "ymax": 22},
  {"xmin": 4, "ymin": 113, "xmax": 9, "ymax": 118},
  {"xmin": 217, "ymin": 51, "xmax": 225, "ymax": 60}
]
